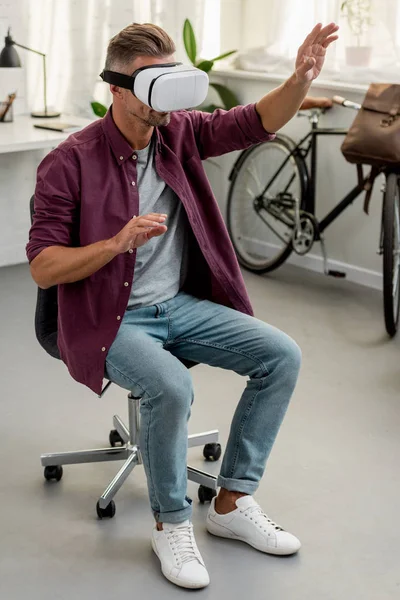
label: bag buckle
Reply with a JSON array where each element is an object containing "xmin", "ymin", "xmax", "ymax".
[{"xmin": 381, "ymin": 114, "xmax": 397, "ymax": 127}]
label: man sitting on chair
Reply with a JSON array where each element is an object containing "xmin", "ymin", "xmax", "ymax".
[{"xmin": 27, "ymin": 22, "xmax": 338, "ymax": 589}]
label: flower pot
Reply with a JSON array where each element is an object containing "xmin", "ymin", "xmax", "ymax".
[{"xmin": 345, "ymin": 46, "xmax": 372, "ymax": 67}]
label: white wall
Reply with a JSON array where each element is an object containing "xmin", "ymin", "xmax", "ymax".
[
  {"xmin": 0, "ymin": 0, "xmax": 40, "ymax": 268},
  {"xmin": 205, "ymin": 72, "xmax": 383, "ymax": 289},
  {"xmin": 0, "ymin": 0, "xmax": 213, "ymax": 268},
  {"xmin": 0, "ymin": 0, "xmax": 384, "ymax": 289},
  {"xmin": 0, "ymin": 0, "xmax": 28, "ymax": 115}
]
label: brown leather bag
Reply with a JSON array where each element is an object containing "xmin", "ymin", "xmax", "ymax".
[
  {"xmin": 342, "ymin": 83, "xmax": 400, "ymax": 165},
  {"xmin": 341, "ymin": 83, "xmax": 400, "ymax": 213}
]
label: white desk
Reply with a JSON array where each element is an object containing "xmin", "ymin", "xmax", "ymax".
[
  {"xmin": 0, "ymin": 114, "xmax": 94, "ymax": 154},
  {"xmin": 0, "ymin": 114, "xmax": 94, "ymax": 267}
]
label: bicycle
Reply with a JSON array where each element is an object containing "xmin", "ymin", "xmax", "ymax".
[{"xmin": 227, "ymin": 96, "xmax": 400, "ymax": 337}]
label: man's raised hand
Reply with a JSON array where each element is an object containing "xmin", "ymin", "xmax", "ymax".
[{"xmin": 295, "ymin": 22, "xmax": 339, "ymax": 84}]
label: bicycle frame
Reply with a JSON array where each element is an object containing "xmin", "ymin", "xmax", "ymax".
[{"xmin": 260, "ymin": 110, "xmax": 371, "ymax": 240}]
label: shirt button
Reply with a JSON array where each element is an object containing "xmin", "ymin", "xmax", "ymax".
[
  {"xmin": 131, "ymin": 181, "xmax": 136, "ymax": 186},
  {"xmin": 119, "ymin": 156, "xmax": 123, "ymax": 160},
  {"xmin": 128, "ymin": 248, "xmax": 134, "ymax": 254},
  {"xmin": 117, "ymin": 315, "xmax": 121, "ymax": 321},
  {"xmin": 124, "ymin": 281, "xmax": 129, "ymax": 287},
  {"xmin": 132, "ymin": 155, "xmax": 137, "ymax": 160},
  {"xmin": 101, "ymin": 347, "xmax": 106, "ymax": 352}
]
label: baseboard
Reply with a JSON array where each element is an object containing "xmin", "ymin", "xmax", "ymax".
[
  {"xmin": 243, "ymin": 238, "xmax": 382, "ymax": 291},
  {"xmin": 0, "ymin": 246, "xmax": 28, "ymax": 269}
]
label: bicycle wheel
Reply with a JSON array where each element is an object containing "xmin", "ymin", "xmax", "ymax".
[
  {"xmin": 227, "ymin": 136, "xmax": 307, "ymax": 273},
  {"xmin": 382, "ymin": 171, "xmax": 400, "ymax": 337}
]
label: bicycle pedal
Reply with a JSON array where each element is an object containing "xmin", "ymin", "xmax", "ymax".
[{"xmin": 327, "ymin": 269, "xmax": 346, "ymax": 278}]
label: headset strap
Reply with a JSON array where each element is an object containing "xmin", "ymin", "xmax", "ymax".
[
  {"xmin": 100, "ymin": 62, "xmax": 182, "ymax": 91},
  {"xmin": 100, "ymin": 71, "xmax": 133, "ymax": 89}
]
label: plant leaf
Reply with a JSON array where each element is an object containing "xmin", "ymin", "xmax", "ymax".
[
  {"xmin": 200, "ymin": 104, "xmax": 221, "ymax": 113},
  {"xmin": 91, "ymin": 101, "xmax": 108, "ymax": 117},
  {"xmin": 195, "ymin": 60, "xmax": 214, "ymax": 72},
  {"xmin": 209, "ymin": 49, "xmax": 237, "ymax": 62},
  {"xmin": 209, "ymin": 83, "xmax": 239, "ymax": 110},
  {"xmin": 183, "ymin": 19, "xmax": 197, "ymax": 64}
]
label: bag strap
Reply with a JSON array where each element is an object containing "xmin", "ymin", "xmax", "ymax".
[{"xmin": 362, "ymin": 166, "xmax": 380, "ymax": 215}]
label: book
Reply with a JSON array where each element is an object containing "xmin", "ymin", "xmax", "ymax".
[{"xmin": 33, "ymin": 122, "xmax": 81, "ymax": 133}]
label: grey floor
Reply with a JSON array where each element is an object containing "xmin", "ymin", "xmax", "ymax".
[{"xmin": 0, "ymin": 263, "xmax": 399, "ymax": 600}]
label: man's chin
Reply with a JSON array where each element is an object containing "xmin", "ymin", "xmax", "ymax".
[{"xmin": 149, "ymin": 111, "xmax": 170, "ymax": 127}]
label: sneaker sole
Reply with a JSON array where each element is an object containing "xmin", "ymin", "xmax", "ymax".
[
  {"xmin": 206, "ymin": 517, "xmax": 301, "ymax": 556},
  {"xmin": 151, "ymin": 536, "xmax": 210, "ymax": 589}
]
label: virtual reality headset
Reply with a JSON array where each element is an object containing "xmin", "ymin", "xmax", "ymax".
[{"xmin": 100, "ymin": 62, "xmax": 209, "ymax": 112}]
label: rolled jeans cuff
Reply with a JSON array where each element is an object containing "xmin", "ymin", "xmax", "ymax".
[
  {"xmin": 153, "ymin": 495, "xmax": 193, "ymax": 524},
  {"xmin": 217, "ymin": 475, "xmax": 259, "ymax": 495}
]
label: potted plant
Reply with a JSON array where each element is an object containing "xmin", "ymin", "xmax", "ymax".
[
  {"xmin": 341, "ymin": 0, "xmax": 373, "ymax": 66},
  {"xmin": 183, "ymin": 18, "xmax": 239, "ymax": 112},
  {"xmin": 91, "ymin": 101, "xmax": 107, "ymax": 118}
]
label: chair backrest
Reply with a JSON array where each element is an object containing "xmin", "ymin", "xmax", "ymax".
[{"xmin": 30, "ymin": 196, "xmax": 61, "ymax": 360}]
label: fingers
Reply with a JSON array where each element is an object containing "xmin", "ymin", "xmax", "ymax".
[
  {"xmin": 296, "ymin": 56, "xmax": 316, "ymax": 78},
  {"xmin": 129, "ymin": 215, "xmax": 167, "ymax": 229},
  {"xmin": 128, "ymin": 224, "xmax": 167, "ymax": 250},
  {"xmin": 133, "ymin": 213, "xmax": 167, "ymax": 222},
  {"xmin": 302, "ymin": 22, "xmax": 322, "ymax": 48},
  {"xmin": 322, "ymin": 34, "xmax": 339, "ymax": 48},
  {"xmin": 129, "ymin": 220, "xmax": 163, "ymax": 231},
  {"xmin": 147, "ymin": 225, "xmax": 168, "ymax": 239},
  {"xmin": 300, "ymin": 22, "xmax": 339, "ymax": 50},
  {"xmin": 316, "ymin": 23, "xmax": 339, "ymax": 45}
]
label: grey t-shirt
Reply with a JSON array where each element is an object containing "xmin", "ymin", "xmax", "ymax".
[{"xmin": 127, "ymin": 138, "xmax": 189, "ymax": 309}]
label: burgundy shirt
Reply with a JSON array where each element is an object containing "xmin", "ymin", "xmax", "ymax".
[{"xmin": 26, "ymin": 105, "xmax": 275, "ymax": 394}]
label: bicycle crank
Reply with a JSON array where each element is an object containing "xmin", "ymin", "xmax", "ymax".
[{"xmin": 291, "ymin": 214, "xmax": 316, "ymax": 255}]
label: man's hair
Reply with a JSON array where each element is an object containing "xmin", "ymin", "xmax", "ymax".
[{"xmin": 105, "ymin": 23, "xmax": 176, "ymax": 73}]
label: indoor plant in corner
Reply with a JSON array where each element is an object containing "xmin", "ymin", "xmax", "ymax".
[
  {"xmin": 341, "ymin": 0, "xmax": 373, "ymax": 66},
  {"xmin": 182, "ymin": 18, "xmax": 239, "ymax": 112}
]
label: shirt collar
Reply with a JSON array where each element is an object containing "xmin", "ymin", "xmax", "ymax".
[
  {"xmin": 101, "ymin": 107, "xmax": 137, "ymax": 166},
  {"xmin": 102, "ymin": 107, "xmax": 163, "ymax": 165}
]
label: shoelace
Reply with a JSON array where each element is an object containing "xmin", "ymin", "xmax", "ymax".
[
  {"xmin": 166, "ymin": 523, "xmax": 200, "ymax": 565},
  {"xmin": 242, "ymin": 505, "xmax": 283, "ymax": 531}
]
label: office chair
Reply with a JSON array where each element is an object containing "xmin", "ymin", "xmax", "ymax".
[{"xmin": 30, "ymin": 196, "xmax": 221, "ymax": 519}]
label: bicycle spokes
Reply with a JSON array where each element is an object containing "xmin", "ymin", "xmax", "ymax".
[
  {"xmin": 227, "ymin": 138, "xmax": 306, "ymax": 272},
  {"xmin": 255, "ymin": 193, "xmax": 298, "ymax": 245}
]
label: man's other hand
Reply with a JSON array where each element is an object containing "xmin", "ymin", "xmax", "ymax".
[
  {"xmin": 111, "ymin": 213, "xmax": 168, "ymax": 254},
  {"xmin": 299, "ymin": 96, "xmax": 333, "ymax": 110}
]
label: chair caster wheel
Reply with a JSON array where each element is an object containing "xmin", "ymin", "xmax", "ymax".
[
  {"xmin": 44, "ymin": 465, "xmax": 63, "ymax": 482},
  {"xmin": 198, "ymin": 485, "xmax": 217, "ymax": 504},
  {"xmin": 96, "ymin": 500, "xmax": 116, "ymax": 519},
  {"xmin": 109, "ymin": 429, "xmax": 124, "ymax": 447},
  {"xmin": 203, "ymin": 443, "xmax": 222, "ymax": 461}
]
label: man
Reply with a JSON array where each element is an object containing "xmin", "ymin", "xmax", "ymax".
[{"xmin": 27, "ymin": 22, "xmax": 338, "ymax": 589}]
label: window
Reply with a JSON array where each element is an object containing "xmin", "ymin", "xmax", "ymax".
[{"xmin": 218, "ymin": 0, "xmax": 400, "ymax": 84}]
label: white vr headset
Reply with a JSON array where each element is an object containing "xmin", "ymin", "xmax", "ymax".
[{"xmin": 100, "ymin": 62, "xmax": 209, "ymax": 112}]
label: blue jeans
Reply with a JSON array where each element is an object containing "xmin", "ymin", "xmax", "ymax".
[{"xmin": 105, "ymin": 292, "xmax": 301, "ymax": 524}]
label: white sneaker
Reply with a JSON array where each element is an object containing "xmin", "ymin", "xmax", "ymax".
[
  {"xmin": 206, "ymin": 495, "xmax": 301, "ymax": 556},
  {"xmin": 151, "ymin": 520, "xmax": 210, "ymax": 588}
]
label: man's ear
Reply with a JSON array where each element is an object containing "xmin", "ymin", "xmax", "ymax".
[{"xmin": 110, "ymin": 84, "xmax": 123, "ymax": 99}]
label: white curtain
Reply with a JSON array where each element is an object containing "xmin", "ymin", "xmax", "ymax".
[
  {"xmin": 236, "ymin": 0, "xmax": 400, "ymax": 84},
  {"xmin": 25, "ymin": 0, "xmax": 207, "ymax": 117}
]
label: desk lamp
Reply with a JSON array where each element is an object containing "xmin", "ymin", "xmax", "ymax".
[{"xmin": 0, "ymin": 27, "xmax": 60, "ymax": 118}]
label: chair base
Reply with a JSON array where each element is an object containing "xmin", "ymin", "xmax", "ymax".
[{"xmin": 41, "ymin": 393, "xmax": 219, "ymax": 512}]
